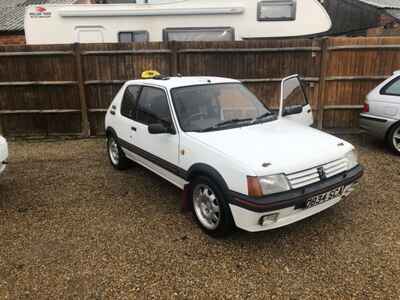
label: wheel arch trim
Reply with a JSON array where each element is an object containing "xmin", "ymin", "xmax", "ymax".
[
  {"xmin": 187, "ymin": 163, "xmax": 229, "ymax": 192},
  {"xmin": 385, "ymin": 120, "xmax": 400, "ymax": 141},
  {"xmin": 106, "ymin": 127, "xmax": 118, "ymax": 138}
]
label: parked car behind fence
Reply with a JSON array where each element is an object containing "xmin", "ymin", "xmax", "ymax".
[{"xmin": 360, "ymin": 71, "xmax": 400, "ymax": 155}]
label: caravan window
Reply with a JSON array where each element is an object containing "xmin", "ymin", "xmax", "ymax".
[
  {"xmin": 76, "ymin": 26, "xmax": 104, "ymax": 43},
  {"xmin": 119, "ymin": 31, "xmax": 149, "ymax": 43},
  {"xmin": 257, "ymin": 0, "xmax": 296, "ymax": 21},
  {"xmin": 163, "ymin": 27, "xmax": 235, "ymax": 42}
]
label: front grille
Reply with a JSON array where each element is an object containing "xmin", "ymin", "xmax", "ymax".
[{"xmin": 287, "ymin": 158, "xmax": 348, "ymax": 189}]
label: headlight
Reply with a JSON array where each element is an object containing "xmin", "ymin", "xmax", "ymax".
[
  {"xmin": 345, "ymin": 150, "xmax": 358, "ymax": 170},
  {"xmin": 247, "ymin": 174, "xmax": 290, "ymax": 196}
]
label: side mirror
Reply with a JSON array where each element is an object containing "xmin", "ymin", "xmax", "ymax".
[
  {"xmin": 148, "ymin": 123, "xmax": 175, "ymax": 135},
  {"xmin": 282, "ymin": 105, "xmax": 303, "ymax": 117}
]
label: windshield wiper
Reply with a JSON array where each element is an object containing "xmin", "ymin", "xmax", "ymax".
[
  {"xmin": 200, "ymin": 118, "xmax": 252, "ymax": 132},
  {"xmin": 255, "ymin": 111, "xmax": 274, "ymax": 120},
  {"xmin": 252, "ymin": 111, "xmax": 276, "ymax": 124}
]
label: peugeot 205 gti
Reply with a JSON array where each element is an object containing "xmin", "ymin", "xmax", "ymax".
[{"xmin": 105, "ymin": 72, "xmax": 363, "ymax": 237}]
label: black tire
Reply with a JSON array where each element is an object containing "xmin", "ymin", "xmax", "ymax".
[
  {"xmin": 107, "ymin": 134, "xmax": 131, "ymax": 170},
  {"xmin": 387, "ymin": 123, "xmax": 400, "ymax": 155},
  {"xmin": 190, "ymin": 176, "xmax": 235, "ymax": 238}
]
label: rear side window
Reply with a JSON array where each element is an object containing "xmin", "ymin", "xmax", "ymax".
[
  {"xmin": 381, "ymin": 76, "xmax": 400, "ymax": 96},
  {"xmin": 258, "ymin": 0, "xmax": 297, "ymax": 21},
  {"xmin": 121, "ymin": 85, "xmax": 141, "ymax": 119},
  {"xmin": 163, "ymin": 27, "xmax": 235, "ymax": 42},
  {"xmin": 136, "ymin": 87, "xmax": 172, "ymax": 126},
  {"xmin": 119, "ymin": 31, "xmax": 149, "ymax": 43}
]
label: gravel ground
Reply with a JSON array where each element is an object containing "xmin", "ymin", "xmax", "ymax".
[{"xmin": 0, "ymin": 135, "xmax": 399, "ymax": 299}]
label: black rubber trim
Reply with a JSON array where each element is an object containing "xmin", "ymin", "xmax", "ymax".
[
  {"xmin": 187, "ymin": 163, "xmax": 229, "ymax": 192},
  {"xmin": 117, "ymin": 138, "xmax": 188, "ymax": 180},
  {"xmin": 360, "ymin": 115, "xmax": 387, "ymax": 123},
  {"xmin": 229, "ymin": 165, "xmax": 364, "ymax": 213}
]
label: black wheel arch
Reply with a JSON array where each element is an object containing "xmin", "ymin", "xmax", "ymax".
[
  {"xmin": 187, "ymin": 163, "xmax": 230, "ymax": 193},
  {"xmin": 385, "ymin": 121, "xmax": 400, "ymax": 140},
  {"xmin": 106, "ymin": 127, "xmax": 118, "ymax": 139}
]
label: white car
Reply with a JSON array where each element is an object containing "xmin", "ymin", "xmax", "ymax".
[
  {"xmin": 105, "ymin": 73, "xmax": 363, "ymax": 237},
  {"xmin": 360, "ymin": 71, "xmax": 400, "ymax": 155},
  {"xmin": 0, "ymin": 136, "xmax": 8, "ymax": 175}
]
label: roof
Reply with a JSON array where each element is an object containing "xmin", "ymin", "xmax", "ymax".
[
  {"xmin": 125, "ymin": 77, "xmax": 240, "ymax": 90},
  {"xmin": 0, "ymin": 0, "xmax": 76, "ymax": 32},
  {"xmin": 357, "ymin": 0, "xmax": 400, "ymax": 21},
  {"xmin": 386, "ymin": 8, "xmax": 400, "ymax": 18},
  {"xmin": 358, "ymin": 0, "xmax": 400, "ymax": 8}
]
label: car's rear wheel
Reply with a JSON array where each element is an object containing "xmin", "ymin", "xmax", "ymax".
[
  {"xmin": 107, "ymin": 135, "xmax": 131, "ymax": 170},
  {"xmin": 191, "ymin": 176, "xmax": 235, "ymax": 237},
  {"xmin": 388, "ymin": 123, "xmax": 400, "ymax": 155}
]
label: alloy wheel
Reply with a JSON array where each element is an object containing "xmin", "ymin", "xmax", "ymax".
[
  {"xmin": 393, "ymin": 126, "xmax": 400, "ymax": 152},
  {"xmin": 193, "ymin": 184, "xmax": 221, "ymax": 230},
  {"xmin": 108, "ymin": 138, "xmax": 120, "ymax": 165}
]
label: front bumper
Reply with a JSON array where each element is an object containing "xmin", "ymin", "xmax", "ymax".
[
  {"xmin": 228, "ymin": 165, "xmax": 363, "ymax": 232},
  {"xmin": 360, "ymin": 113, "xmax": 397, "ymax": 139}
]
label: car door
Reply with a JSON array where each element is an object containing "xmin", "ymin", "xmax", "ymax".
[
  {"xmin": 279, "ymin": 75, "xmax": 314, "ymax": 126},
  {"xmin": 133, "ymin": 85, "xmax": 182, "ymax": 186},
  {"xmin": 117, "ymin": 85, "xmax": 142, "ymax": 148}
]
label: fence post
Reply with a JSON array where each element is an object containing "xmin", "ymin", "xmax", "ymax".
[
  {"xmin": 317, "ymin": 37, "xmax": 330, "ymax": 130},
  {"xmin": 169, "ymin": 41, "xmax": 179, "ymax": 76},
  {"xmin": 73, "ymin": 43, "xmax": 90, "ymax": 138}
]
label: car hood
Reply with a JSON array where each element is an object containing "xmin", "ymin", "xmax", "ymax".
[{"xmin": 187, "ymin": 119, "xmax": 353, "ymax": 176}]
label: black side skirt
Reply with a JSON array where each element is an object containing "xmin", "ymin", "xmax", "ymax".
[{"xmin": 117, "ymin": 138, "xmax": 188, "ymax": 180}]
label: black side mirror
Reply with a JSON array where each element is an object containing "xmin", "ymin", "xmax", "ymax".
[
  {"xmin": 148, "ymin": 123, "xmax": 175, "ymax": 135},
  {"xmin": 282, "ymin": 105, "xmax": 303, "ymax": 117}
]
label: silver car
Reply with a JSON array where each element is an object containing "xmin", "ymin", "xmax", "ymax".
[{"xmin": 360, "ymin": 71, "xmax": 400, "ymax": 155}]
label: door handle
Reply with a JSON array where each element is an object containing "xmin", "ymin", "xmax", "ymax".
[{"xmin": 131, "ymin": 126, "xmax": 137, "ymax": 131}]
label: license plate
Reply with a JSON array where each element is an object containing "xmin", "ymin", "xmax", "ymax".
[{"xmin": 305, "ymin": 186, "xmax": 346, "ymax": 209}]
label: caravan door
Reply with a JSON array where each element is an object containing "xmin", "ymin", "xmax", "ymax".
[{"xmin": 279, "ymin": 75, "xmax": 314, "ymax": 126}]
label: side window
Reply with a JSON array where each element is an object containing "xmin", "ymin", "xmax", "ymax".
[
  {"xmin": 136, "ymin": 87, "xmax": 172, "ymax": 126},
  {"xmin": 282, "ymin": 77, "xmax": 308, "ymax": 107},
  {"xmin": 257, "ymin": 0, "xmax": 296, "ymax": 21},
  {"xmin": 119, "ymin": 31, "xmax": 149, "ymax": 43},
  {"xmin": 121, "ymin": 85, "xmax": 141, "ymax": 119},
  {"xmin": 163, "ymin": 27, "xmax": 235, "ymax": 42},
  {"xmin": 381, "ymin": 76, "xmax": 400, "ymax": 96}
]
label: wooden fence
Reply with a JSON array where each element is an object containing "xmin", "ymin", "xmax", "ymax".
[{"xmin": 0, "ymin": 37, "xmax": 400, "ymax": 137}]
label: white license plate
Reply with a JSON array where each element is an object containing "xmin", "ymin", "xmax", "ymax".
[{"xmin": 305, "ymin": 186, "xmax": 346, "ymax": 209}]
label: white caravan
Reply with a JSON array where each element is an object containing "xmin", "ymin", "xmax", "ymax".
[{"xmin": 25, "ymin": 0, "xmax": 332, "ymax": 44}]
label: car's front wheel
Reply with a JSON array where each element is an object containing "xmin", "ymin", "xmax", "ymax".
[
  {"xmin": 191, "ymin": 176, "xmax": 235, "ymax": 237},
  {"xmin": 107, "ymin": 135, "xmax": 131, "ymax": 170},
  {"xmin": 388, "ymin": 123, "xmax": 400, "ymax": 155}
]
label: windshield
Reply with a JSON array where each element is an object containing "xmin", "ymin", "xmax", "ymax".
[{"xmin": 171, "ymin": 83, "xmax": 273, "ymax": 132}]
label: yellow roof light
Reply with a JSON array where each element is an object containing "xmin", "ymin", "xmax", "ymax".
[{"xmin": 141, "ymin": 70, "xmax": 161, "ymax": 79}]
